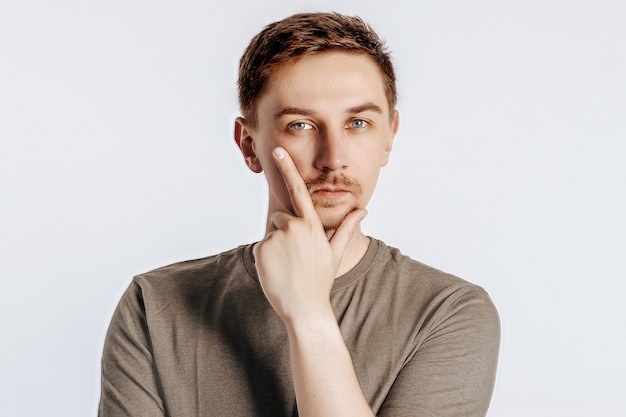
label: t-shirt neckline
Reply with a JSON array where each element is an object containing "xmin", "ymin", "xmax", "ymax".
[{"xmin": 241, "ymin": 237, "xmax": 381, "ymax": 292}]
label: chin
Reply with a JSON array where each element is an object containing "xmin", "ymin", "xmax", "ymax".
[{"xmin": 317, "ymin": 207, "xmax": 354, "ymax": 231}]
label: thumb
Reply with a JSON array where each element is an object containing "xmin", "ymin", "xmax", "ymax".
[{"xmin": 329, "ymin": 208, "xmax": 368, "ymax": 259}]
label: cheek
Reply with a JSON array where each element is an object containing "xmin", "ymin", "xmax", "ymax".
[
  {"xmin": 254, "ymin": 136, "xmax": 282, "ymax": 174},
  {"xmin": 263, "ymin": 160, "xmax": 283, "ymax": 188},
  {"xmin": 279, "ymin": 146, "xmax": 314, "ymax": 178},
  {"xmin": 360, "ymin": 155, "xmax": 387, "ymax": 195}
]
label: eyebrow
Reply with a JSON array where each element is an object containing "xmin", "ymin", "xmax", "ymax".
[
  {"xmin": 347, "ymin": 103, "xmax": 384, "ymax": 114},
  {"xmin": 272, "ymin": 102, "xmax": 384, "ymax": 120},
  {"xmin": 273, "ymin": 108, "xmax": 313, "ymax": 120}
]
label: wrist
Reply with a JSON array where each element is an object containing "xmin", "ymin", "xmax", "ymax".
[{"xmin": 284, "ymin": 308, "xmax": 341, "ymax": 344}]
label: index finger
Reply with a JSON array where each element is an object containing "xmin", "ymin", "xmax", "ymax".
[{"xmin": 273, "ymin": 147, "xmax": 317, "ymax": 219}]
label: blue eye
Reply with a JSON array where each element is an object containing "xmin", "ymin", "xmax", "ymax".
[
  {"xmin": 291, "ymin": 122, "xmax": 313, "ymax": 131},
  {"xmin": 350, "ymin": 119, "xmax": 369, "ymax": 128}
]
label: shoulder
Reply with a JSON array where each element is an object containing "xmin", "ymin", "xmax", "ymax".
[
  {"xmin": 135, "ymin": 245, "xmax": 248, "ymax": 283},
  {"xmin": 126, "ymin": 244, "xmax": 254, "ymax": 317},
  {"xmin": 372, "ymin": 239, "xmax": 482, "ymax": 289},
  {"xmin": 370, "ymin": 239, "xmax": 499, "ymax": 322}
]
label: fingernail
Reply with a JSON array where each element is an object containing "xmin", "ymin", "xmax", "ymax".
[
  {"xmin": 358, "ymin": 210, "xmax": 368, "ymax": 221},
  {"xmin": 273, "ymin": 147, "xmax": 285, "ymax": 159}
]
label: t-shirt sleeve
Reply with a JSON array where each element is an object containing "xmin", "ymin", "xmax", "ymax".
[
  {"xmin": 98, "ymin": 280, "xmax": 166, "ymax": 417},
  {"xmin": 378, "ymin": 288, "xmax": 500, "ymax": 417}
]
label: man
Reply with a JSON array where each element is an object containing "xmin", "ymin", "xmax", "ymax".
[{"xmin": 99, "ymin": 12, "xmax": 500, "ymax": 417}]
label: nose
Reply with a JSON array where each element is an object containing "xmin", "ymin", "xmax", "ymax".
[{"xmin": 314, "ymin": 127, "xmax": 349, "ymax": 172}]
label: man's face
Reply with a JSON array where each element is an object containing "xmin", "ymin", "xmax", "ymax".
[{"xmin": 237, "ymin": 51, "xmax": 399, "ymax": 231}]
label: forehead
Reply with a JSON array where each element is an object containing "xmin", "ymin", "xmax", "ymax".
[{"xmin": 258, "ymin": 52, "xmax": 389, "ymax": 116}]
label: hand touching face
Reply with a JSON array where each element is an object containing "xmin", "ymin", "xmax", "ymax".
[
  {"xmin": 235, "ymin": 52, "xmax": 399, "ymax": 233},
  {"xmin": 252, "ymin": 146, "xmax": 367, "ymax": 323}
]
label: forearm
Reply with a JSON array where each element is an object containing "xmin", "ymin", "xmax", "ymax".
[{"xmin": 286, "ymin": 311, "xmax": 375, "ymax": 417}]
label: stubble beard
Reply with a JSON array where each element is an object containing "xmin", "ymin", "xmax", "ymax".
[{"xmin": 306, "ymin": 174, "xmax": 363, "ymax": 232}]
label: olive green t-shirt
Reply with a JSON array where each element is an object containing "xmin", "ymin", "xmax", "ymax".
[{"xmin": 99, "ymin": 238, "xmax": 500, "ymax": 417}]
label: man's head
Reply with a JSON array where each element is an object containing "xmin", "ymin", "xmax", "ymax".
[
  {"xmin": 238, "ymin": 12, "xmax": 397, "ymax": 127},
  {"xmin": 235, "ymin": 13, "xmax": 399, "ymax": 232}
]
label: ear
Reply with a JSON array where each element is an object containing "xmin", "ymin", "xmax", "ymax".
[
  {"xmin": 234, "ymin": 117, "xmax": 263, "ymax": 173},
  {"xmin": 381, "ymin": 110, "xmax": 400, "ymax": 167}
]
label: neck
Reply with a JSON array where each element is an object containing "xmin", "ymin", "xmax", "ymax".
[{"xmin": 334, "ymin": 228, "xmax": 370, "ymax": 277}]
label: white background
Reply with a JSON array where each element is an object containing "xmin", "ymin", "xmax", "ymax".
[{"xmin": 1, "ymin": 1, "xmax": 624, "ymax": 416}]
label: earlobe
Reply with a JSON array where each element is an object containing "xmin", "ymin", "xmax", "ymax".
[{"xmin": 234, "ymin": 117, "xmax": 263, "ymax": 173}]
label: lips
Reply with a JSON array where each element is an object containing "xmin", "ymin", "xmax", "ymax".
[
  {"xmin": 310, "ymin": 185, "xmax": 350, "ymax": 194},
  {"xmin": 311, "ymin": 190, "xmax": 350, "ymax": 201},
  {"xmin": 305, "ymin": 174, "xmax": 361, "ymax": 196},
  {"xmin": 309, "ymin": 183, "xmax": 354, "ymax": 203}
]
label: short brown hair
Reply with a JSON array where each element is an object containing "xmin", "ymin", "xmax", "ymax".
[{"xmin": 238, "ymin": 12, "xmax": 397, "ymax": 126}]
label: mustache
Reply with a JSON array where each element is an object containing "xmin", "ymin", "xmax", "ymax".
[{"xmin": 305, "ymin": 174, "xmax": 362, "ymax": 194}]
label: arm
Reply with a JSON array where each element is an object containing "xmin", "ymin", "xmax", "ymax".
[
  {"xmin": 99, "ymin": 281, "xmax": 166, "ymax": 417},
  {"xmin": 285, "ymin": 309, "xmax": 375, "ymax": 417},
  {"xmin": 253, "ymin": 147, "xmax": 374, "ymax": 417}
]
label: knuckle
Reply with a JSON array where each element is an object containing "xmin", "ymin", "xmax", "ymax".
[{"xmin": 288, "ymin": 181, "xmax": 308, "ymax": 196}]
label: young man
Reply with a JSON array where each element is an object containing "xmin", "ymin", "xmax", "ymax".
[{"xmin": 99, "ymin": 12, "xmax": 500, "ymax": 417}]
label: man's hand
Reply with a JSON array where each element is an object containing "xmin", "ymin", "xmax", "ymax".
[
  {"xmin": 253, "ymin": 147, "xmax": 374, "ymax": 417},
  {"xmin": 253, "ymin": 146, "xmax": 366, "ymax": 324}
]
